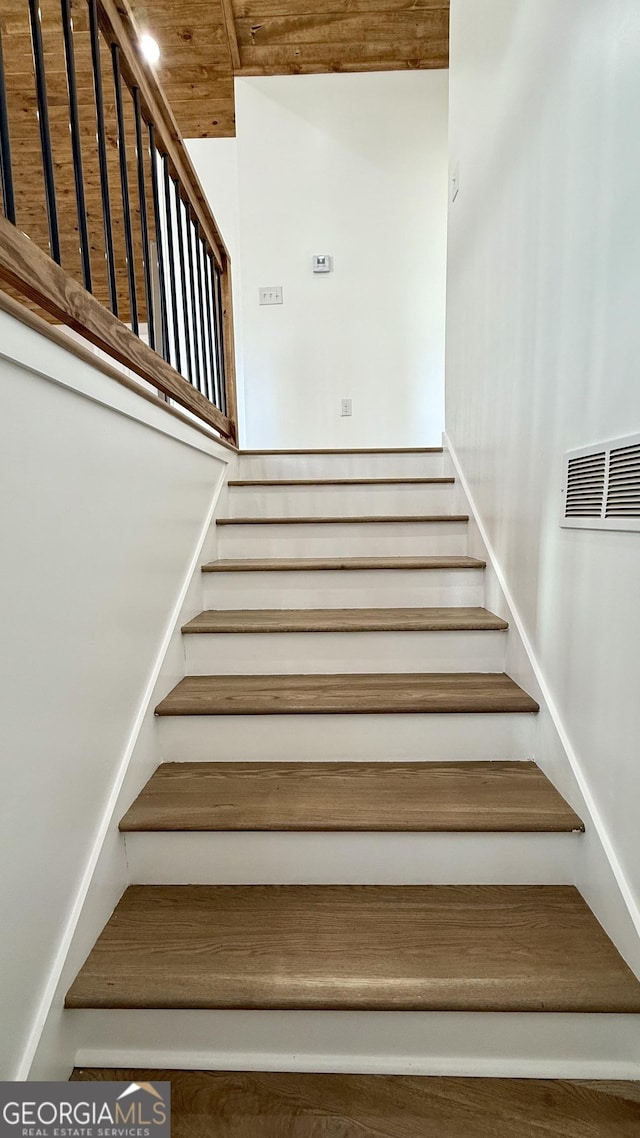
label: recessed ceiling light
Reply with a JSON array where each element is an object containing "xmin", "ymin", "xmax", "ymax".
[{"xmin": 139, "ymin": 34, "xmax": 160, "ymax": 64}]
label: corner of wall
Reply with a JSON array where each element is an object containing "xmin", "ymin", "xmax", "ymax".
[{"xmin": 444, "ymin": 431, "xmax": 640, "ymax": 978}]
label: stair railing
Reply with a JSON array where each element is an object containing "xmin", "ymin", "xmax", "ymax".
[{"xmin": 0, "ymin": 0, "xmax": 237, "ymax": 442}]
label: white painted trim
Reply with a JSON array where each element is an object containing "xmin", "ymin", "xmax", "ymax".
[
  {"xmin": 124, "ymin": 829, "xmax": 579, "ymax": 886},
  {"xmin": 444, "ymin": 431, "xmax": 640, "ymax": 943},
  {"xmin": 74, "ymin": 1052, "xmax": 640, "ymax": 1080},
  {"xmin": 17, "ymin": 465, "xmax": 229, "ymax": 1080},
  {"xmin": 0, "ymin": 308, "xmax": 231, "ymax": 462},
  {"xmin": 71, "ymin": 1008, "xmax": 640, "ymax": 1079}
]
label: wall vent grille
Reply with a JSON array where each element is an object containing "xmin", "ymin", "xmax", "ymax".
[{"xmin": 561, "ymin": 434, "xmax": 640, "ymax": 532}]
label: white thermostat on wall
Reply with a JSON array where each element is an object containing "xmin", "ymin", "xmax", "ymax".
[{"xmin": 313, "ymin": 255, "xmax": 333, "ymax": 273}]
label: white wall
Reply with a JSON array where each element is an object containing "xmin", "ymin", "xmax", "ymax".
[
  {"xmin": 0, "ymin": 310, "xmax": 230, "ymax": 1079},
  {"xmin": 446, "ymin": 0, "xmax": 640, "ymax": 929},
  {"xmin": 189, "ymin": 71, "xmax": 449, "ymax": 449}
]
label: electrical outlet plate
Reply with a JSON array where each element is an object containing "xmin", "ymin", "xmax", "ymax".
[
  {"xmin": 341, "ymin": 398, "xmax": 352, "ymax": 417},
  {"xmin": 259, "ymin": 286, "xmax": 283, "ymax": 305}
]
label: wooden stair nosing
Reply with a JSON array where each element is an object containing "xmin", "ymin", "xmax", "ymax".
[
  {"xmin": 181, "ymin": 606, "xmax": 509, "ymax": 635},
  {"xmin": 64, "ymin": 884, "xmax": 640, "ymax": 1013},
  {"xmin": 217, "ymin": 514, "xmax": 469, "ymax": 526},
  {"xmin": 119, "ymin": 760, "xmax": 585, "ymax": 834},
  {"xmin": 154, "ymin": 673, "xmax": 541, "ymax": 717},
  {"xmin": 202, "ymin": 555, "xmax": 487, "ymax": 573},
  {"xmin": 238, "ymin": 447, "xmax": 444, "ymax": 455},
  {"xmin": 228, "ymin": 477, "xmax": 455, "ymax": 487}
]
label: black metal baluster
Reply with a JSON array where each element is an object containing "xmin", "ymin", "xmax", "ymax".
[
  {"xmin": 162, "ymin": 155, "xmax": 180, "ymax": 371},
  {"xmin": 0, "ymin": 25, "xmax": 16, "ymax": 224},
  {"xmin": 111, "ymin": 43, "xmax": 138, "ymax": 335},
  {"xmin": 206, "ymin": 252, "xmax": 222, "ymax": 410},
  {"xmin": 149, "ymin": 125, "xmax": 169, "ymax": 361},
  {"xmin": 185, "ymin": 210, "xmax": 202, "ymax": 392},
  {"xmin": 213, "ymin": 262, "xmax": 228, "ymax": 415},
  {"xmin": 175, "ymin": 189, "xmax": 192, "ymax": 383},
  {"xmin": 196, "ymin": 231, "xmax": 212, "ymax": 402},
  {"xmin": 61, "ymin": 0, "xmax": 91, "ymax": 291},
  {"xmin": 28, "ymin": 0, "xmax": 60, "ymax": 263},
  {"xmin": 203, "ymin": 247, "xmax": 218, "ymax": 406},
  {"xmin": 132, "ymin": 86, "xmax": 154, "ymax": 349},
  {"xmin": 88, "ymin": 0, "xmax": 117, "ymax": 315}
]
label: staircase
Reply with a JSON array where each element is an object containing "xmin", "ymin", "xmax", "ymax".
[{"xmin": 66, "ymin": 448, "xmax": 640, "ymax": 1070}]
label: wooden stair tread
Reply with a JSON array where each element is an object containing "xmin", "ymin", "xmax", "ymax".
[
  {"xmin": 155, "ymin": 673, "xmax": 540, "ymax": 716},
  {"xmin": 119, "ymin": 760, "xmax": 584, "ymax": 833},
  {"xmin": 182, "ymin": 607, "xmax": 509, "ymax": 634},
  {"xmin": 65, "ymin": 885, "xmax": 640, "ymax": 1012},
  {"xmin": 217, "ymin": 514, "xmax": 469, "ymax": 526},
  {"xmin": 238, "ymin": 447, "xmax": 444, "ymax": 455},
  {"xmin": 229, "ymin": 477, "xmax": 455, "ymax": 486},
  {"xmin": 69, "ymin": 1071, "xmax": 640, "ymax": 1137},
  {"xmin": 202, "ymin": 555, "xmax": 486, "ymax": 573}
]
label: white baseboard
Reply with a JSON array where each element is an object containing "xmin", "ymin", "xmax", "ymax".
[
  {"xmin": 444, "ymin": 432, "xmax": 640, "ymax": 974},
  {"xmin": 24, "ymin": 463, "xmax": 234, "ymax": 1081}
]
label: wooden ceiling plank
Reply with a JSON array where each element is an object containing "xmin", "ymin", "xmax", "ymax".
[
  {"xmin": 238, "ymin": 41, "xmax": 449, "ymax": 67},
  {"xmin": 235, "ymin": 11, "xmax": 448, "ymax": 46},
  {"xmin": 236, "ymin": 57, "xmax": 448, "ymax": 74},
  {"xmin": 233, "ymin": 0, "xmax": 449, "ymax": 14},
  {"xmin": 126, "ymin": 0, "xmax": 236, "ymax": 137}
]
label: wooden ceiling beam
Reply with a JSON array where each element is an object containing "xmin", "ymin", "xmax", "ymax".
[{"xmin": 220, "ymin": 0, "xmax": 243, "ymax": 70}]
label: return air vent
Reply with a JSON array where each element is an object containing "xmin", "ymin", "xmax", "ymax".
[{"xmin": 561, "ymin": 434, "xmax": 640, "ymax": 532}]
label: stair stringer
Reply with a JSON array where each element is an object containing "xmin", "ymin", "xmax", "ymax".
[
  {"xmin": 444, "ymin": 433, "xmax": 640, "ymax": 981},
  {"xmin": 26, "ymin": 453, "xmax": 238, "ymax": 1080}
]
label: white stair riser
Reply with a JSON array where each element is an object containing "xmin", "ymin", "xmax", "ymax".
[
  {"xmin": 158, "ymin": 712, "xmax": 535, "ymax": 763},
  {"xmin": 218, "ymin": 520, "xmax": 468, "ymax": 559},
  {"xmin": 125, "ymin": 831, "xmax": 578, "ymax": 886},
  {"xmin": 238, "ymin": 453, "xmax": 445, "ymax": 479},
  {"xmin": 228, "ymin": 483, "xmax": 457, "ymax": 518},
  {"xmin": 203, "ymin": 568, "xmax": 486, "ymax": 610},
  {"xmin": 72, "ymin": 1009, "xmax": 640, "ymax": 1079},
  {"xmin": 183, "ymin": 630, "xmax": 507, "ymax": 675}
]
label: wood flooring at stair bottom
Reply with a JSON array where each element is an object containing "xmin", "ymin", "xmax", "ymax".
[
  {"xmin": 155, "ymin": 673, "xmax": 540, "ymax": 716},
  {"xmin": 119, "ymin": 760, "xmax": 584, "ymax": 833},
  {"xmin": 181, "ymin": 606, "xmax": 509, "ymax": 634},
  {"xmin": 69, "ymin": 1071, "xmax": 640, "ymax": 1138},
  {"xmin": 64, "ymin": 885, "xmax": 640, "ymax": 1013}
]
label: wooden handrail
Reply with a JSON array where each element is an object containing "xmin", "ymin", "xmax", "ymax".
[
  {"xmin": 0, "ymin": 288, "xmax": 237, "ymax": 452},
  {"xmin": 0, "ymin": 216, "xmax": 234, "ymax": 439}
]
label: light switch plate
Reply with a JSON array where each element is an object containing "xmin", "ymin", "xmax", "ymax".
[{"xmin": 259, "ymin": 286, "xmax": 283, "ymax": 305}]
